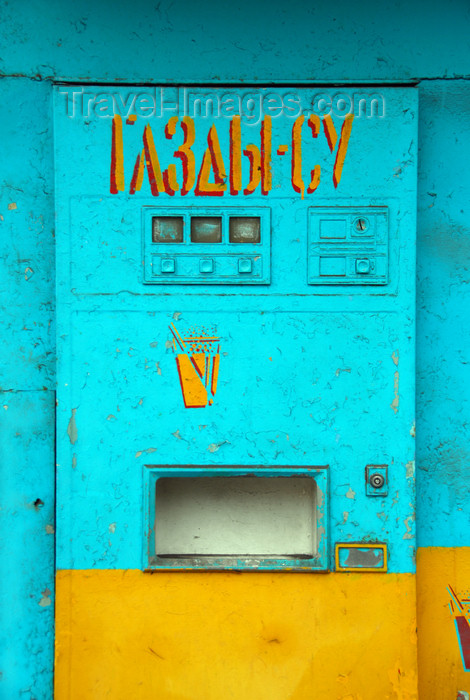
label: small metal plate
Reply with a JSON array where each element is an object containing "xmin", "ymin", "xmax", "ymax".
[
  {"xmin": 308, "ymin": 207, "xmax": 388, "ymax": 285},
  {"xmin": 335, "ymin": 543, "xmax": 387, "ymax": 572},
  {"xmin": 366, "ymin": 464, "xmax": 388, "ymax": 496}
]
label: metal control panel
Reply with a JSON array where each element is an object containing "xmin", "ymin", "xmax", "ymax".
[
  {"xmin": 308, "ymin": 207, "xmax": 388, "ymax": 285},
  {"xmin": 55, "ymin": 86, "xmax": 416, "ymax": 577},
  {"xmin": 143, "ymin": 207, "xmax": 271, "ymax": 284}
]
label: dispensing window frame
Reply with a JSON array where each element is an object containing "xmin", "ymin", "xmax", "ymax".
[
  {"xmin": 143, "ymin": 465, "xmax": 328, "ymax": 572},
  {"xmin": 142, "ymin": 206, "xmax": 271, "ymax": 285}
]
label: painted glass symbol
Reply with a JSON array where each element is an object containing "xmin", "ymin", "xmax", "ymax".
[
  {"xmin": 448, "ymin": 585, "xmax": 470, "ymax": 671},
  {"xmin": 169, "ymin": 323, "xmax": 220, "ymax": 408}
]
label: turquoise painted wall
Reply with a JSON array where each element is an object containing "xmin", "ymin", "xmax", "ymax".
[{"xmin": 0, "ymin": 1, "xmax": 469, "ymax": 697}]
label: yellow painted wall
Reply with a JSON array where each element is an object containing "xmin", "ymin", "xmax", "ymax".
[
  {"xmin": 417, "ymin": 547, "xmax": 470, "ymax": 699},
  {"xmin": 55, "ymin": 570, "xmax": 417, "ymax": 700}
]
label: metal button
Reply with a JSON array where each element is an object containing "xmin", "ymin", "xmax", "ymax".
[
  {"xmin": 199, "ymin": 259, "xmax": 214, "ymax": 273},
  {"xmin": 238, "ymin": 258, "xmax": 253, "ymax": 273},
  {"xmin": 356, "ymin": 258, "xmax": 371, "ymax": 274},
  {"xmin": 161, "ymin": 258, "xmax": 176, "ymax": 273}
]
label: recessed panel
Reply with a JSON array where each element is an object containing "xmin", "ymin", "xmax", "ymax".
[
  {"xmin": 319, "ymin": 219, "xmax": 347, "ymax": 240},
  {"xmin": 308, "ymin": 207, "xmax": 389, "ymax": 285},
  {"xmin": 143, "ymin": 207, "xmax": 271, "ymax": 284},
  {"xmin": 154, "ymin": 476, "xmax": 316, "ymax": 557}
]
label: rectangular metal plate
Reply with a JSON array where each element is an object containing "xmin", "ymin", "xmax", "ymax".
[
  {"xmin": 308, "ymin": 207, "xmax": 388, "ymax": 285},
  {"xmin": 143, "ymin": 207, "xmax": 271, "ymax": 284},
  {"xmin": 335, "ymin": 543, "xmax": 387, "ymax": 572}
]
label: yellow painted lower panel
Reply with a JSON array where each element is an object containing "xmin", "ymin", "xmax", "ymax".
[
  {"xmin": 417, "ymin": 547, "xmax": 470, "ymax": 699},
  {"xmin": 55, "ymin": 570, "xmax": 416, "ymax": 700}
]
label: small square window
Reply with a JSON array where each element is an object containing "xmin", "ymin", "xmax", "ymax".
[
  {"xmin": 191, "ymin": 217, "xmax": 222, "ymax": 243},
  {"xmin": 152, "ymin": 217, "xmax": 184, "ymax": 243},
  {"xmin": 229, "ymin": 217, "xmax": 261, "ymax": 243}
]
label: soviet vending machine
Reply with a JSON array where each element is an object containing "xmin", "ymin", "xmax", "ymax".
[{"xmin": 54, "ymin": 86, "xmax": 417, "ymax": 698}]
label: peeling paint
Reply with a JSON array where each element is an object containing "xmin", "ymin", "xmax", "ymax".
[
  {"xmin": 387, "ymin": 661, "xmax": 418, "ymax": 699},
  {"xmin": 406, "ymin": 461, "xmax": 415, "ymax": 479},
  {"xmin": 335, "ymin": 367, "xmax": 351, "ymax": 377},
  {"xmin": 207, "ymin": 440, "xmax": 230, "ymax": 453},
  {"xmin": 67, "ymin": 408, "xmax": 78, "ymax": 444},
  {"xmin": 391, "ymin": 371, "xmax": 399, "ymax": 413},
  {"xmin": 403, "ymin": 516, "xmax": 414, "ymax": 540},
  {"xmin": 135, "ymin": 447, "xmax": 157, "ymax": 458},
  {"xmin": 39, "ymin": 588, "xmax": 52, "ymax": 607},
  {"xmin": 346, "ymin": 488, "xmax": 356, "ymax": 499}
]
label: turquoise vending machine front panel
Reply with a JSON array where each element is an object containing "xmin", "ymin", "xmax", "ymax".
[{"xmin": 55, "ymin": 87, "xmax": 416, "ymax": 575}]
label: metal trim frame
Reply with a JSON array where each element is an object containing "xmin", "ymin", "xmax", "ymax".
[
  {"xmin": 142, "ymin": 206, "xmax": 271, "ymax": 285},
  {"xmin": 143, "ymin": 465, "xmax": 329, "ymax": 572},
  {"xmin": 335, "ymin": 543, "xmax": 387, "ymax": 573}
]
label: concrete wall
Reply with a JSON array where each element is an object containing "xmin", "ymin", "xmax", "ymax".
[{"xmin": 0, "ymin": 0, "xmax": 469, "ymax": 697}]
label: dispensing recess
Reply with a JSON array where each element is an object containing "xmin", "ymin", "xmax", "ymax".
[{"xmin": 143, "ymin": 466, "xmax": 328, "ymax": 571}]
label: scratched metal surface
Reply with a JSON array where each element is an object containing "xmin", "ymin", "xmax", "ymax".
[
  {"xmin": 54, "ymin": 87, "xmax": 416, "ymax": 573},
  {"xmin": 1, "ymin": 0, "xmax": 469, "ymax": 83},
  {"xmin": 0, "ymin": 79, "xmax": 55, "ymax": 700},
  {"xmin": 0, "ymin": 390, "xmax": 55, "ymax": 699},
  {"xmin": 0, "ymin": 8, "xmax": 468, "ymax": 697},
  {"xmin": 416, "ymin": 81, "xmax": 470, "ymax": 547}
]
